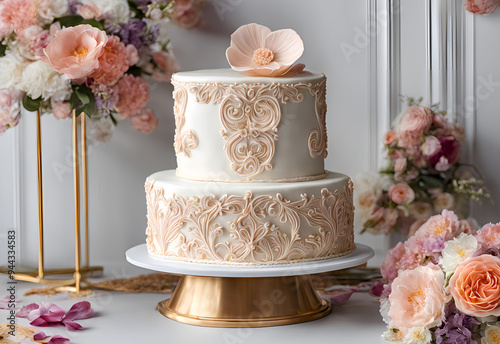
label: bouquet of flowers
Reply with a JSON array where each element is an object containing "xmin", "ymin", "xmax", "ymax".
[
  {"xmin": 379, "ymin": 210, "xmax": 500, "ymax": 344},
  {"xmin": 0, "ymin": 0, "xmax": 204, "ymax": 138},
  {"xmin": 355, "ymin": 97, "xmax": 490, "ymax": 235}
]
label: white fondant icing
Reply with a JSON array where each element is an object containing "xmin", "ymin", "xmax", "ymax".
[{"xmin": 172, "ymin": 69, "xmax": 327, "ymax": 182}]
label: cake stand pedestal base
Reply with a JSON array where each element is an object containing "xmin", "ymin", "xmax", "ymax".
[
  {"xmin": 126, "ymin": 243, "xmax": 374, "ymax": 328},
  {"xmin": 157, "ymin": 275, "xmax": 330, "ymax": 327}
]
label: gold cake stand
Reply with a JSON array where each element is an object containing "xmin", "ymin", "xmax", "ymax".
[{"xmin": 126, "ymin": 243, "xmax": 373, "ymax": 328}]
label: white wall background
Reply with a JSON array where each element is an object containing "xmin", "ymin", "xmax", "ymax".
[{"xmin": 3, "ymin": 0, "xmax": 499, "ymax": 271}]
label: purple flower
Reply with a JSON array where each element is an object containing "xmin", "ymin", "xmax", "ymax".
[
  {"xmin": 429, "ymin": 137, "xmax": 461, "ymax": 169},
  {"xmin": 434, "ymin": 303, "xmax": 480, "ymax": 344},
  {"xmin": 89, "ymin": 82, "xmax": 119, "ymax": 114},
  {"xmin": 118, "ymin": 19, "xmax": 158, "ymax": 49}
]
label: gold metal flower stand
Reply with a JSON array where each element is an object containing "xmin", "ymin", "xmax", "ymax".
[
  {"xmin": 0, "ymin": 110, "xmax": 102, "ymax": 293},
  {"xmin": 126, "ymin": 243, "xmax": 374, "ymax": 328}
]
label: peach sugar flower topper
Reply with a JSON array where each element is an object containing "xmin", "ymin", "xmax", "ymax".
[{"xmin": 226, "ymin": 23, "xmax": 305, "ymax": 77}]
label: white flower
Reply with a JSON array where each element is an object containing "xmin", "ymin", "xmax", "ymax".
[
  {"xmin": 383, "ymin": 329, "xmax": 404, "ymax": 343},
  {"xmin": 433, "ymin": 192, "xmax": 455, "ymax": 213},
  {"xmin": 81, "ymin": 0, "xmax": 130, "ymax": 23},
  {"xmin": 482, "ymin": 322, "xmax": 500, "ymax": 344},
  {"xmin": 36, "ymin": 0, "xmax": 69, "ymax": 24},
  {"xmin": 380, "ymin": 297, "xmax": 391, "ymax": 325},
  {"xmin": 87, "ymin": 116, "xmax": 114, "ymax": 143},
  {"xmin": 439, "ymin": 233, "xmax": 479, "ymax": 276},
  {"xmin": 409, "ymin": 202, "xmax": 433, "ymax": 220},
  {"xmin": 19, "ymin": 61, "xmax": 71, "ymax": 101},
  {"xmin": 402, "ymin": 328, "xmax": 432, "ymax": 344},
  {"xmin": 353, "ymin": 171, "xmax": 391, "ymax": 225},
  {"xmin": 0, "ymin": 50, "xmax": 28, "ymax": 89}
]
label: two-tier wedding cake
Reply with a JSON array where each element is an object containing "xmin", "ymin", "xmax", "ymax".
[{"xmin": 144, "ymin": 23, "xmax": 355, "ymax": 265}]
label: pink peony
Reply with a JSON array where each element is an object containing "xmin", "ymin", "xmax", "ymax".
[
  {"xmin": 0, "ymin": 0, "xmax": 37, "ymax": 36},
  {"xmin": 448, "ymin": 255, "xmax": 500, "ymax": 317},
  {"xmin": 388, "ymin": 183, "xmax": 415, "ymax": 205},
  {"xmin": 381, "ymin": 242, "xmax": 406, "ymax": 281},
  {"xmin": 475, "ymin": 222, "xmax": 500, "ymax": 251},
  {"xmin": 465, "ymin": 0, "xmax": 500, "ymax": 14},
  {"xmin": 43, "ymin": 24, "xmax": 108, "ymax": 80},
  {"xmin": 226, "ymin": 23, "xmax": 304, "ymax": 77},
  {"xmin": 77, "ymin": 3, "xmax": 101, "ymax": 20},
  {"xmin": 380, "ymin": 207, "xmax": 399, "ymax": 234},
  {"xmin": 92, "ymin": 36, "xmax": 129, "ymax": 86},
  {"xmin": 383, "ymin": 130, "xmax": 398, "ymax": 145},
  {"xmin": 151, "ymin": 51, "xmax": 180, "ymax": 81},
  {"xmin": 0, "ymin": 89, "xmax": 22, "ymax": 134},
  {"xmin": 171, "ymin": 0, "xmax": 203, "ymax": 30},
  {"xmin": 414, "ymin": 210, "xmax": 460, "ymax": 240},
  {"xmin": 51, "ymin": 100, "xmax": 71, "ymax": 120},
  {"xmin": 131, "ymin": 108, "xmax": 158, "ymax": 134},
  {"xmin": 114, "ymin": 74, "xmax": 150, "ymax": 119},
  {"xmin": 398, "ymin": 106, "xmax": 433, "ymax": 151},
  {"xmin": 388, "ymin": 264, "xmax": 446, "ymax": 331}
]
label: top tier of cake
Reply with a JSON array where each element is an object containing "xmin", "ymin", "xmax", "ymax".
[{"xmin": 172, "ymin": 68, "xmax": 328, "ymax": 182}]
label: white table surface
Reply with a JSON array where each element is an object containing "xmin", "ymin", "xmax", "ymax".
[{"xmin": 0, "ymin": 261, "xmax": 387, "ymax": 344}]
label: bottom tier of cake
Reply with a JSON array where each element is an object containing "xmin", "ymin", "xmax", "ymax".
[{"xmin": 145, "ymin": 170, "xmax": 355, "ymax": 265}]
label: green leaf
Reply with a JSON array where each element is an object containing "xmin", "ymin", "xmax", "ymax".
[
  {"xmin": 23, "ymin": 95, "xmax": 42, "ymax": 112},
  {"xmin": 69, "ymin": 91, "xmax": 79, "ymax": 110},
  {"xmin": 0, "ymin": 43, "xmax": 6, "ymax": 58},
  {"xmin": 75, "ymin": 86, "xmax": 91, "ymax": 105},
  {"xmin": 55, "ymin": 16, "xmax": 104, "ymax": 30},
  {"xmin": 127, "ymin": 66, "xmax": 143, "ymax": 77},
  {"xmin": 420, "ymin": 175, "xmax": 443, "ymax": 188},
  {"xmin": 109, "ymin": 113, "xmax": 118, "ymax": 126},
  {"xmin": 81, "ymin": 99, "xmax": 96, "ymax": 117}
]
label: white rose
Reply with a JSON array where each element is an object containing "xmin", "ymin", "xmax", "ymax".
[
  {"xmin": 482, "ymin": 322, "xmax": 500, "ymax": 344},
  {"xmin": 82, "ymin": 0, "xmax": 130, "ymax": 23},
  {"xmin": 439, "ymin": 233, "xmax": 479, "ymax": 276},
  {"xmin": 36, "ymin": 0, "xmax": 69, "ymax": 24},
  {"xmin": 88, "ymin": 116, "xmax": 114, "ymax": 143},
  {"xmin": 0, "ymin": 50, "xmax": 28, "ymax": 89},
  {"xmin": 19, "ymin": 61, "xmax": 71, "ymax": 101},
  {"xmin": 433, "ymin": 192, "xmax": 455, "ymax": 213},
  {"xmin": 409, "ymin": 202, "xmax": 433, "ymax": 220}
]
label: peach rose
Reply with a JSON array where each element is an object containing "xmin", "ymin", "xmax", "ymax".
[
  {"xmin": 383, "ymin": 130, "xmax": 398, "ymax": 145},
  {"xmin": 77, "ymin": 3, "xmax": 101, "ymax": 20},
  {"xmin": 92, "ymin": 35, "xmax": 129, "ymax": 86},
  {"xmin": 114, "ymin": 74, "xmax": 150, "ymax": 119},
  {"xmin": 171, "ymin": 0, "xmax": 203, "ymax": 30},
  {"xmin": 414, "ymin": 210, "xmax": 460, "ymax": 240},
  {"xmin": 43, "ymin": 24, "xmax": 107, "ymax": 80},
  {"xmin": 388, "ymin": 183, "xmax": 415, "ymax": 205},
  {"xmin": 131, "ymin": 108, "xmax": 158, "ymax": 134},
  {"xmin": 475, "ymin": 222, "xmax": 500, "ymax": 250},
  {"xmin": 448, "ymin": 255, "xmax": 500, "ymax": 317},
  {"xmin": 388, "ymin": 264, "xmax": 446, "ymax": 330},
  {"xmin": 465, "ymin": 0, "xmax": 500, "ymax": 14}
]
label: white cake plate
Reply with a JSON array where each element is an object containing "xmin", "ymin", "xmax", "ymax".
[{"xmin": 126, "ymin": 243, "xmax": 374, "ymax": 328}]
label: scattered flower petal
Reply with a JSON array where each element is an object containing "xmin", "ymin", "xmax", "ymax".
[{"xmin": 63, "ymin": 301, "xmax": 94, "ymax": 321}]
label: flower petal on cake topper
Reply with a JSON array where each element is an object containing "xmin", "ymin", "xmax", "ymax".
[{"xmin": 226, "ymin": 23, "xmax": 305, "ymax": 77}]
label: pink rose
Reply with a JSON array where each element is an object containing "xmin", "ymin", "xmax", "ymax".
[
  {"xmin": 398, "ymin": 106, "xmax": 433, "ymax": 150},
  {"xmin": 43, "ymin": 24, "xmax": 108, "ymax": 80},
  {"xmin": 475, "ymin": 222, "xmax": 500, "ymax": 251},
  {"xmin": 171, "ymin": 0, "xmax": 203, "ymax": 30},
  {"xmin": 92, "ymin": 36, "xmax": 129, "ymax": 86},
  {"xmin": 131, "ymin": 108, "xmax": 158, "ymax": 134},
  {"xmin": 151, "ymin": 51, "xmax": 180, "ymax": 82},
  {"xmin": 115, "ymin": 75, "xmax": 150, "ymax": 119},
  {"xmin": 414, "ymin": 210, "xmax": 460, "ymax": 240},
  {"xmin": 465, "ymin": 0, "xmax": 500, "ymax": 14},
  {"xmin": 77, "ymin": 3, "xmax": 101, "ymax": 20},
  {"xmin": 388, "ymin": 183, "xmax": 415, "ymax": 205},
  {"xmin": 432, "ymin": 114, "xmax": 448, "ymax": 128},
  {"xmin": 125, "ymin": 44, "xmax": 139, "ymax": 66},
  {"xmin": 448, "ymin": 255, "xmax": 500, "ymax": 317},
  {"xmin": 421, "ymin": 135, "xmax": 441, "ymax": 157},
  {"xmin": 0, "ymin": 0, "xmax": 37, "ymax": 35},
  {"xmin": 388, "ymin": 264, "xmax": 446, "ymax": 330},
  {"xmin": 394, "ymin": 158, "xmax": 407, "ymax": 173},
  {"xmin": 0, "ymin": 89, "xmax": 22, "ymax": 134},
  {"xmin": 383, "ymin": 130, "xmax": 398, "ymax": 145},
  {"xmin": 52, "ymin": 100, "xmax": 71, "ymax": 120},
  {"xmin": 380, "ymin": 207, "xmax": 399, "ymax": 234}
]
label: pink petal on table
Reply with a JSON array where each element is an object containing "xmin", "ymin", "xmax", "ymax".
[
  {"xmin": 63, "ymin": 321, "xmax": 83, "ymax": 331},
  {"xmin": 47, "ymin": 335, "xmax": 70, "ymax": 344},
  {"xmin": 0, "ymin": 295, "xmax": 19, "ymax": 310},
  {"xmin": 29, "ymin": 303, "xmax": 66, "ymax": 323},
  {"xmin": 63, "ymin": 301, "xmax": 94, "ymax": 321},
  {"xmin": 16, "ymin": 303, "xmax": 40, "ymax": 318},
  {"xmin": 329, "ymin": 287, "xmax": 360, "ymax": 306},
  {"xmin": 33, "ymin": 331, "xmax": 49, "ymax": 341},
  {"xmin": 369, "ymin": 281, "xmax": 385, "ymax": 298}
]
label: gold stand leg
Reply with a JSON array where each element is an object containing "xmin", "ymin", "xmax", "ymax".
[
  {"xmin": 36, "ymin": 110, "xmax": 44, "ymax": 279},
  {"xmin": 157, "ymin": 275, "xmax": 331, "ymax": 328}
]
